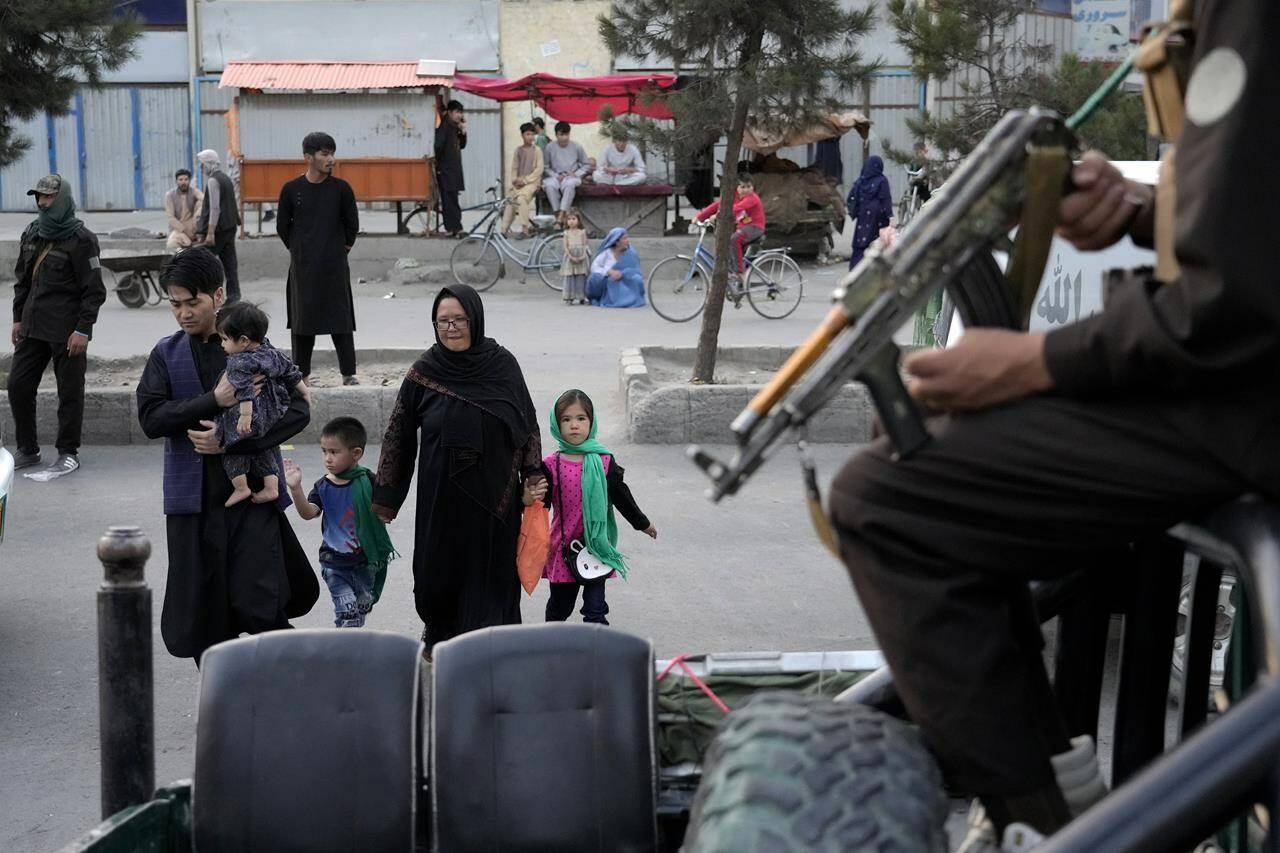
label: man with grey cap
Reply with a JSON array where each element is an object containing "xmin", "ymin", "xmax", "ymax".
[
  {"xmin": 8, "ymin": 174, "xmax": 106, "ymax": 480},
  {"xmin": 195, "ymin": 149, "xmax": 241, "ymax": 303}
]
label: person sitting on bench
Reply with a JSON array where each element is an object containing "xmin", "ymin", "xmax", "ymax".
[
  {"xmin": 542, "ymin": 121, "xmax": 590, "ymax": 226},
  {"xmin": 592, "ymin": 130, "xmax": 646, "ymax": 187}
]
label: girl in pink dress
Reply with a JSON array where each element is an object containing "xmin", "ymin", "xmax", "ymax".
[{"xmin": 541, "ymin": 389, "xmax": 656, "ymax": 624}]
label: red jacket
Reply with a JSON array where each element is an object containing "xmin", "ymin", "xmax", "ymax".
[{"xmin": 698, "ymin": 191, "xmax": 766, "ymax": 230}]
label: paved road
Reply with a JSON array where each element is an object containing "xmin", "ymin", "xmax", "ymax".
[{"xmin": 0, "ymin": 270, "xmax": 877, "ymax": 851}]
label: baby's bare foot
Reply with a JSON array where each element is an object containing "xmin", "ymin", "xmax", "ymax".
[
  {"xmin": 225, "ymin": 486, "xmax": 253, "ymax": 507},
  {"xmin": 251, "ymin": 483, "xmax": 280, "ymax": 503}
]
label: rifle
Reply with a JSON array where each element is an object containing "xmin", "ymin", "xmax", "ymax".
[{"xmin": 689, "ymin": 109, "xmax": 1076, "ymax": 502}]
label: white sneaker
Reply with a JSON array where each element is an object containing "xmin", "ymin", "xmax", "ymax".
[{"xmin": 24, "ymin": 453, "xmax": 79, "ymax": 482}]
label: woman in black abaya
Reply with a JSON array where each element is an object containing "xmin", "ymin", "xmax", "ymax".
[{"xmin": 373, "ymin": 285, "xmax": 545, "ymax": 648}]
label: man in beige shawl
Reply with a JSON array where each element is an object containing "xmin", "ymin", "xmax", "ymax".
[{"xmin": 163, "ymin": 169, "xmax": 203, "ymax": 251}]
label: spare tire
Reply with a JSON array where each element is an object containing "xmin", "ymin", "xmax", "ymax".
[{"xmin": 683, "ymin": 692, "xmax": 949, "ymax": 853}]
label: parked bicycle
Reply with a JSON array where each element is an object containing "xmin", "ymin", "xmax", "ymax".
[
  {"xmin": 647, "ymin": 222, "xmax": 804, "ymax": 322},
  {"xmin": 896, "ymin": 165, "xmax": 930, "ymax": 228},
  {"xmin": 449, "ymin": 182, "xmax": 589, "ymax": 292}
]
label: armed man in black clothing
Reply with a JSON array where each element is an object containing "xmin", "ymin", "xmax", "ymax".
[
  {"xmin": 830, "ymin": 0, "xmax": 1278, "ymax": 848},
  {"xmin": 7, "ymin": 174, "xmax": 106, "ymax": 481}
]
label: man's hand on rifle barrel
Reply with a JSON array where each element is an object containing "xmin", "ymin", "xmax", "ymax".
[{"xmin": 904, "ymin": 329, "xmax": 1053, "ymax": 413}]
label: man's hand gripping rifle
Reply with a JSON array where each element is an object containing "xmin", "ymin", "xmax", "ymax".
[{"xmin": 690, "ymin": 110, "xmax": 1075, "ymax": 502}]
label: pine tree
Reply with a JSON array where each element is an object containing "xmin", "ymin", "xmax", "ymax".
[
  {"xmin": 0, "ymin": 0, "xmax": 141, "ymax": 168},
  {"xmin": 600, "ymin": 0, "xmax": 878, "ymax": 383},
  {"xmin": 885, "ymin": 0, "xmax": 1144, "ymax": 172},
  {"xmin": 1028, "ymin": 54, "xmax": 1148, "ymax": 161}
]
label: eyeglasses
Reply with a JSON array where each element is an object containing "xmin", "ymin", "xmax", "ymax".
[{"xmin": 434, "ymin": 318, "xmax": 470, "ymax": 331}]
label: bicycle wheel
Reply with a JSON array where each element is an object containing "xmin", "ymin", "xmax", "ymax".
[
  {"xmin": 744, "ymin": 254, "xmax": 803, "ymax": 319},
  {"xmin": 647, "ymin": 255, "xmax": 710, "ymax": 322},
  {"xmin": 532, "ymin": 237, "xmax": 565, "ymax": 291},
  {"xmin": 450, "ymin": 236, "xmax": 502, "ymax": 291}
]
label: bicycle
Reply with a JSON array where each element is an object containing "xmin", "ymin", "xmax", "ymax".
[
  {"xmin": 449, "ymin": 182, "xmax": 589, "ymax": 292},
  {"xmin": 647, "ymin": 222, "xmax": 804, "ymax": 322},
  {"xmin": 896, "ymin": 165, "xmax": 929, "ymax": 228}
]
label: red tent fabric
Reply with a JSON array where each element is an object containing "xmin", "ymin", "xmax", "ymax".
[{"xmin": 451, "ymin": 72, "xmax": 677, "ymax": 123}]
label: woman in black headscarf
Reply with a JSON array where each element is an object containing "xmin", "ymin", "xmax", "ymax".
[
  {"xmin": 845, "ymin": 155, "xmax": 894, "ymax": 270},
  {"xmin": 373, "ymin": 285, "xmax": 545, "ymax": 648}
]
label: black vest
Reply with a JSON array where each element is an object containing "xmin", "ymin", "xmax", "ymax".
[{"xmin": 198, "ymin": 170, "xmax": 240, "ymax": 234}]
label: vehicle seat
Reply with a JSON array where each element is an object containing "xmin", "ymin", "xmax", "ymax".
[
  {"xmin": 431, "ymin": 624, "xmax": 657, "ymax": 852},
  {"xmin": 193, "ymin": 630, "xmax": 424, "ymax": 853}
]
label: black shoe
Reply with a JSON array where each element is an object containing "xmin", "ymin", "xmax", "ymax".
[
  {"xmin": 24, "ymin": 453, "xmax": 79, "ymax": 481},
  {"xmin": 263, "ymin": 210, "xmax": 276, "ymax": 222},
  {"xmin": 12, "ymin": 450, "xmax": 41, "ymax": 470},
  {"xmin": 342, "ymin": 375, "xmax": 360, "ymax": 386}
]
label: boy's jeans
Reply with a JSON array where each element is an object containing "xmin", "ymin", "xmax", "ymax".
[
  {"xmin": 545, "ymin": 580, "xmax": 609, "ymax": 625},
  {"xmin": 321, "ymin": 561, "xmax": 375, "ymax": 628}
]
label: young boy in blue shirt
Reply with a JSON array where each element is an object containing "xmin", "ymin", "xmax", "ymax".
[{"xmin": 284, "ymin": 416, "xmax": 396, "ymax": 627}]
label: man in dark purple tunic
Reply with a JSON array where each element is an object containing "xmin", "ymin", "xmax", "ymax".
[{"xmin": 136, "ymin": 247, "xmax": 317, "ymax": 663}]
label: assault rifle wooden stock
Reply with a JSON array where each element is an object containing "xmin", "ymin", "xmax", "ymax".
[{"xmin": 690, "ymin": 109, "xmax": 1076, "ymax": 502}]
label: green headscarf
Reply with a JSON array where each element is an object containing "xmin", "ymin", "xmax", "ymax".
[
  {"xmin": 549, "ymin": 396, "xmax": 630, "ymax": 579},
  {"xmin": 336, "ymin": 466, "xmax": 399, "ymax": 602},
  {"xmin": 36, "ymin": 179, "xmax": 83, "ymax": 243}
]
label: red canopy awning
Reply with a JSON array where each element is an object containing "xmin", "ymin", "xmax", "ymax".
[{"xmin": 450, "ymin": 72, "xmax": 677, "ymax": 123}]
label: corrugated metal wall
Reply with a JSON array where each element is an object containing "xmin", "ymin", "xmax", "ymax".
[
  {"xmin": 80, "ymin": 87, "xmax": 137, "ymax": 210},
  {"xmin": 0, "ymin": 85, "xmax": 190, "ymax": 211},
  {"xmin": 450, "ymin": 90, "xmax": 501, "ymax": 209},
  {"xmin": 0, "ymin": 114, "xmax": 49, "ymax": 212},
  {"xmin": 198, "ymin": 77, "xmax": 233, "ymax": 166},
  {"xmin": 138, "ymin": 87, "xmax": 193, "ymax": 203},
  {"xmin": 238, "ymin": 92, "xmax": 438, "ymax": 159}
]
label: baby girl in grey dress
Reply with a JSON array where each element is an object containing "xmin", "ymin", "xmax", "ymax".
[{"xmin": 215, "ymin": 302, "xmax": 308, "ymax": 506}]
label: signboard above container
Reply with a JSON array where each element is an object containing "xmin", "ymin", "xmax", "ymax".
[{"xmin": 198, "ymin": 0, "xmax": 499, "ymax": 73}]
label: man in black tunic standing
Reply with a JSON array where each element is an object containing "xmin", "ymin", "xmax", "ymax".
[
  {"xmin": 137, "ymin": 247, "xmax": 318, "ymax": 663},
  {"xmin": 277, "ymin": 132, "xmax": 361, "ymax": 385},
  {"xmin": 433, "ymin": 100, "xmax": 467, "ymax": 238}
]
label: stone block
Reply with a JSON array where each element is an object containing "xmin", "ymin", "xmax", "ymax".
[
  {"xmin": 81, "ymin": 389, "xmax": 134, "ymax": 445},
  {"xmin": 628, "ymin": 385, "xmax": 690, "ymax": 444}
]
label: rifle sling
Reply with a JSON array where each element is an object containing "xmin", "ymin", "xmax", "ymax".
[{"xmin": 1007, "ymin": 144, "xmax": 1072, "ymax": 328}]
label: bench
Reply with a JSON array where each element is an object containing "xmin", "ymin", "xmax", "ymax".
[
  {"xmin": 541, "ymin": 182, "xmax": 676, "ymax": 238},
  {"xmin": 237, "ymin": 158, "xmax": 435, "ymax": 237}
]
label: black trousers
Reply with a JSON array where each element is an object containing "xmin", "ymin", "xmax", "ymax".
[
  {"xmin": 213, "ymin": 228, "xmax": 240, "ymax": 304},
  {"xmin": 291, "ymin": 333, "xmax": 356, "ymax": 377},
  {"xmin": 545, "ymin": 580, "xmax": 609, "ymax": 625},
  {"xmin": 5, "ymin": 336, "xmax": 87, "ymax": 456},
  {"xmin": 441, "ymin": 191, "xmax": 462, "ymax": 234},
  {"xmin": 828, "ymin": 395, "xmax": 1249, "ymax": 797}
]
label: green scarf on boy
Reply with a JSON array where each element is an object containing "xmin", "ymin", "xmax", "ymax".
[
  {"xmin": 548, "ymin": 407, "xmax": 630, "ymax": 579},
  {"xmin": 337, "ymin": 465, "xmax": 399, "ymax": 601}
]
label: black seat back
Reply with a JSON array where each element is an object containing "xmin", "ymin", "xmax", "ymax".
[
  {"xmin": 193, "ymin": 630, "xmax": 423, "ymax": 853},
  {"xmin": 431, "ymin": 624, "xmax": 657, "ymax": 852}
]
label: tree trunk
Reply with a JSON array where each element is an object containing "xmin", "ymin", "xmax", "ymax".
[{"xmin": 691, "ymin": 44, "xmax": 760, "ymax": 383}]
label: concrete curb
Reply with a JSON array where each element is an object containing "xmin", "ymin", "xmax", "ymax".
[
  {"xmin": 0, "ymin": 348, "xmax": 429, "ymax": 447},
  {"xmin": 0, "ymin": 384, "xmax": 400, "ymax": 448},
  {"xmin": 621, "ymin": 345, "xmax": 874, "ymax": 444},
  {"xmin": 0, "ymin": 234, "xmax": 701, "ymax": 286}
]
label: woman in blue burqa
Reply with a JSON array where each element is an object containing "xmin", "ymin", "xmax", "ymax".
[
  {"xmin": 846, "ymin": 154, "xmax": 893, "ymax": 270},
  {"xmin": 586, "ymin": 227, "xmax": 646, "ymax": 308}
]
